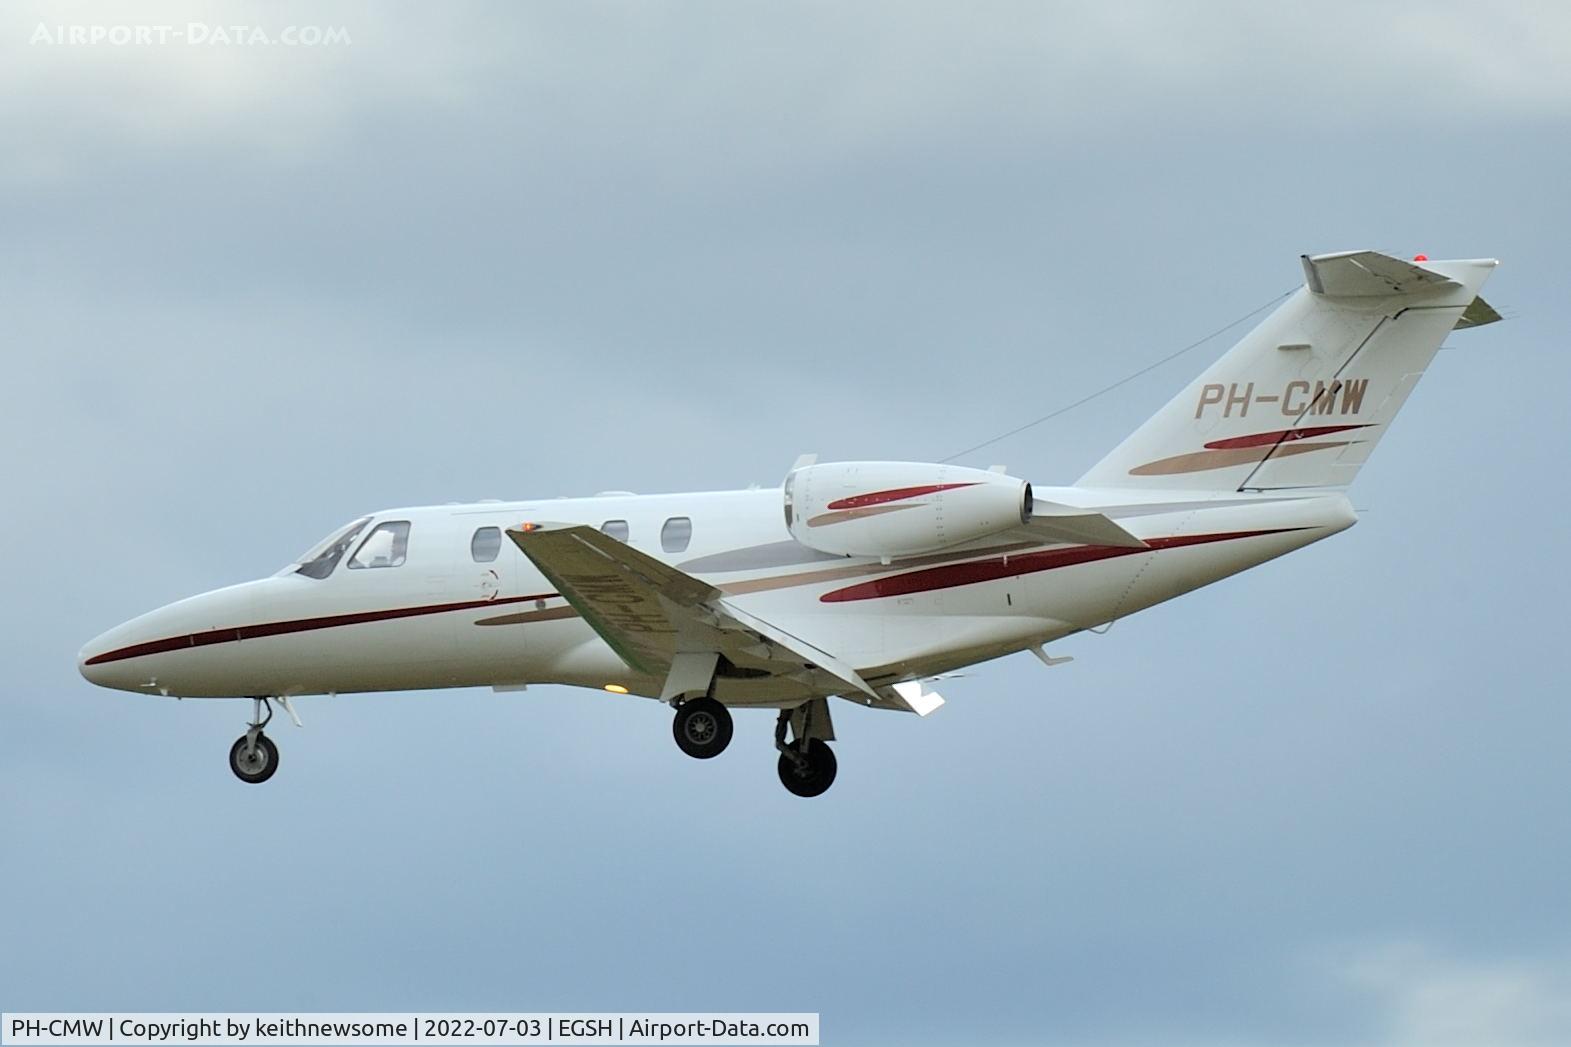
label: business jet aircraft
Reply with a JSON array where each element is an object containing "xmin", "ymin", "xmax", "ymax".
[{"xmin": 79, "ymin": 250, "xmax": 1501, "ymax": 796}]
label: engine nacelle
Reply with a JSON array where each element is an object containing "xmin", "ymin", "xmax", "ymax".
[{"xmin": 784, "ymin": 461, "xmax": 1032, "ymax": 559}]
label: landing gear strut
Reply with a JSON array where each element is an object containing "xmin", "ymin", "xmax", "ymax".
[
  {"xmin": 672, "ymin": 696, "xmax": 733, "ymax": 759},
  {"xmin": 229, "ymin": 697, "xmax": 279, "ymax": 784},
  {"xmin": 775, "ymin": 705, "xmax": 837, "ymax": 797}
]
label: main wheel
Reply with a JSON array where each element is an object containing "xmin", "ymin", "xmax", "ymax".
[
  {"xmin": 673, "ymin": 696, "xmax": 733, "ymax": 759},
  {"xmin": 229, "ymin": 732, "xmax": 279, "ymax": 784},
  {"xmin": 777, "ymin": 738, "xmax": 837, "ymax": 797}
]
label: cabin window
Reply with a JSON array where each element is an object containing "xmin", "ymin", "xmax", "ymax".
[
  {"xmin": 294, "ymin": 516, "xmax": 372, "ymax": 580},
  {"xmin": 471, "ymin": 526, "xmax": 502, "ymax": 563},
  {"xmin": 601, "ymin": 519, "xmax": 630, "ymax": 542},
  {"xmin": 661, "ymin": 516, "xmax": 692, "ymax": 553},
  {"xmin": 348, "ymin": 520, "xmax": 411, "ymax": 569}
]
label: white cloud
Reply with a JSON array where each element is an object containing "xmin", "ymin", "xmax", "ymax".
[
  {"xmin": 1338, "ymin": 942, "xmax": 1571, "ymax": 1047},
  {"xmin": 3, "ymin": 0, "xmax": 1568, "ymax": 183},
  {"xmin": 0, "ymin": 1, "xmax": 506, "ymax": 168}
]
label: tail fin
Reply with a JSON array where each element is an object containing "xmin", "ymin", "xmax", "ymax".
[{"xmin": 1077, "ymin": 251, "xmax": 1500, "ymax": 492}]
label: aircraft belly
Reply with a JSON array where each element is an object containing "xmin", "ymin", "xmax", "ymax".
[{"xmin": 1026, "ymin": 496, "xmax": 1353, "ymax": 629}]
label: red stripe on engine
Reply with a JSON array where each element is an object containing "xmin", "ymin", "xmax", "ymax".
[
  {"xmin": 1204, "ymin": 424, "xmax": 1373, "ymax": 450},
  {"xmin": 817, "ymin": 529, "xmax": 1306, "ymax": 603},
  {"xmin": 827, "ymin": 483, "xmax": 980, "ymax": 510}
]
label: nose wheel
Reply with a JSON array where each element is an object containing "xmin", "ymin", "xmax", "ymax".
[
  {"xmin": 229, "ymin": 732, "xmax": 279, "ymax": 784},
  {"xmin": 229, "ymin": 696, "xmax": 282, "ymax": 784},
  {"xmin": 672, "ymin": 696, "xmax": 733, "ymax": 759}
]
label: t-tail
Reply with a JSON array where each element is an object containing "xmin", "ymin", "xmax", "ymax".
[{"xmin": 1077, "ymin": 250, "xmax": 1501, "ymax": 492}]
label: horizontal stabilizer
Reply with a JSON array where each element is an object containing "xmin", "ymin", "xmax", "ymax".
[
  {"xmin": 1302, "ymin": 250, "xmax": 1459, "ymax": 297},
  {"xmin": 1454, "ymin": 295, "xmax": 1502, "ymax": 329},
  {"xmin": 1018, "ymin": 503, "xmax": 1148, "ymax": 549}
]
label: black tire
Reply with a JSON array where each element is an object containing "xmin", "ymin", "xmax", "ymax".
[
  {"xmin": 229, "ymin": 733, "xmax": 279, "ymax": 784},
  {"xmin": 673, "ymin": 696, "xmax": 733, "ymax": 759},
  {"xmin": 777, "ymin": 738, "xmax": 837, "ymax": 797}
]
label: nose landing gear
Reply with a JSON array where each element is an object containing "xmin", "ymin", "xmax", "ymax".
[
  {"xmin": 229, "ymin": 697, "xmax": 280, "ymax": 784},
  {"xmin": 229, "ymin": 732, "xmax": 278, "ymax": 784}
]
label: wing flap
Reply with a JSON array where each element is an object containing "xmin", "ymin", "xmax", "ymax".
[
  {"xmin": 885, "ymin": 680, "xmax": 945, "ymax": 716},
  {"xmin": 715, "ymin": 598, "xmax": 881, "ymax": 702}
]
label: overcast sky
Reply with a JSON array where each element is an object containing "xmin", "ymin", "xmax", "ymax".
[{"xmin": 3, "ymin": 3, "xmax": 1569, "ymax": 1044}]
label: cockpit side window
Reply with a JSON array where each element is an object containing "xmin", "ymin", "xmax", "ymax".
[
  {"xmin": 347, "ymin": 520, "xmax": 412, "ymax": 570},
  {"xmin": 294, "ymin": 517, "xmax": 372, "ymax": 580}
]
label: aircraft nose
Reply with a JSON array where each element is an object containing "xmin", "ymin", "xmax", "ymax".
[
  {"xmin": 78, "ymin": 581, "xmax": 267, "ymax": 695},
  {"xmin": 78, "ymin": 624, "xmax": 141, "ymax": 691}
]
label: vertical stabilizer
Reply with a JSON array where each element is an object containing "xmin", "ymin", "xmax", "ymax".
[{"xmin": 1076, "ymin": 251, "xmax": 1499, "ymax": 492}]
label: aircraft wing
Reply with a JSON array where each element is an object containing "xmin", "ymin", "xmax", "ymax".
[{"xmin": 506, "ymin": 524, "xmax": 917, "ymax": 708}]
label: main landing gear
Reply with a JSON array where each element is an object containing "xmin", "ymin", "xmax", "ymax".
[
  {"xmin": 669, "ymin": 694, "xmax": 838, "ymax": 796},
  {"xmin": 672, "ymin": 695, "xmax": 734, "ymax": 758},
  {"xmin": 774, "ymin": 704, "xmax": 837, "ymax": 798},
  {"xmin": 229, "ymin": 696, "xmax": 278, "ymax": 784}
]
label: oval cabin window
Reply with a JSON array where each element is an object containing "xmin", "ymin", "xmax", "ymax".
[
  {"xmin": 660, "ymin": 516, "xmax": 692, "ymax": 553},
  {"xmin": 471, "ymin": 526, "xmax": 502, "ymax": 563}
]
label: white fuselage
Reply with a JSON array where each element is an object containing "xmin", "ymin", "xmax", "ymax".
[{"xmin": 78, "ymin": 486, "xmax": 1356, "ymax": 707}]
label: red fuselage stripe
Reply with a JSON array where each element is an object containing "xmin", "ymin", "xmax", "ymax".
[
  {"xmin": 818, "ymin": 528, "xmax": 1307, "ymax": 603},
  {"xmin": 84, "ymin": 592, "xmax": 560, "ymax": 666},
  {"xmin": 826, "ymin": 483, "xmax": 980, "ymax": 510}
]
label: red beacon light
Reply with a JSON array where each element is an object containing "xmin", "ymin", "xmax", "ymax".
[{"xmin": 1413, "ymin": 254, "xmax": 1428, "ymax": 261}]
